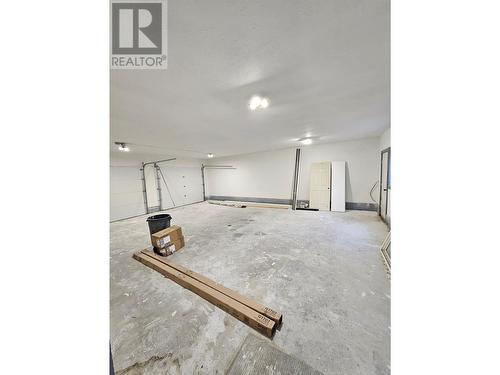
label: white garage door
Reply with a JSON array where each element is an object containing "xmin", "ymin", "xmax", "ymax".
[
  {"xmin": 157, "ymin": 165, "xmax": 204, "ymax": 209},
  {"xmin": 110, "ymin": 166, "xmax": 145, "ymax": 221}
]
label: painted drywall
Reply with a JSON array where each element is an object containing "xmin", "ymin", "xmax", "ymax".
[
  {"xmin": 204, "ymin": 148, "xmax": 296, "ymax": 200},
  {"xmin": 110, "ymin": 166, "xmax": 145, "ymax": 221},
  {"xmin": 205, "ymin": 138, "xmax": 380, "ymax": 206},
  {"xmin": 380, "ymin": 128, "xmax": 390, "ymax": 151},
  {"xmin": 298, "ymin": 138, "xmax": 380, "ymax": 203}
]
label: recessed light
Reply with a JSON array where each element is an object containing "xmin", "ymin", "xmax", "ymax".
[
  {"xmin": 207, "ymin": 153, "xmax": 214, "ymax": 158},
  {"xmin": 249, "ymin": 96, "xmax": 261, "ymax": 110},
  {"xmin": 249, "ymin": 96, "xmax": 269, "ymax": 110},
  {"xmin": 115, "ymin": 142, "xmax": 130, "ymax": 152},
  {"xmin": 300, "ymin": 138, "xmax": 313, "ymax": 145}
]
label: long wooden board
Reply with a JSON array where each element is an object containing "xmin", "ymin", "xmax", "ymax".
[
  {"xmin": 380, "ymin": 231, "xmax": 391, "ymax": 275},
  {"xmin": 133, "ymin": 251, "xmax": 276, "ymax": 338},
  {"xmin": 207, "ymin": 200, "xmax": 246, "ymax": 208},
  {"xmin": 208, "ymin": 200, "xmax": 290, "ymax": 210},
  {"xmin": 234, "ymin": 201, "xmax": 290, "ymax": 209},
  {"xmin": 381, "ymin": 232, "xmax": 391, "ymax": 251},
  {"xmin": 140, "ymin": 249, "xmax": 283, "ymax": 326}
]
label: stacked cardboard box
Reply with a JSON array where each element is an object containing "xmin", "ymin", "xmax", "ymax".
[{"xmin": 151, "ymin": 225, "xmax": 185, "ymax": 256}]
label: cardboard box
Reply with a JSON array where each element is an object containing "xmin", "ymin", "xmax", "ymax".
[
  {"xmin": 165, "ymin": 236, "xmax": 185, "ymax": 255},
  {"xmin": 153, "ymin": 236, "xmax": 185, "ymax": 256},
  {"xmin": 151, "ymin": 225, "xmax": 183, "ymax": 249}
]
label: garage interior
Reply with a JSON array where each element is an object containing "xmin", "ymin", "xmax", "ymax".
[{"xmin": 110, "ymin": 1, "xmax": 390, "ymax": 374}]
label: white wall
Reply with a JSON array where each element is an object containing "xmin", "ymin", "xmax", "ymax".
[
  {"xmin": 298, "ymin": 138, "xmax": 380, "ymax": 203},
  {"xmin": 204, "ymin": 148, "xmax": 295, "ymax": 200},
  {"xmin": 110, "ymin": 166, "xmax": 145, "ymax": 221},
  {"xmin": 380, "ymin": 127, "xmax": 391, "ymax": 151},
  {"xmin": 205, "ymin": 137, "xmax": 380, "ymax": 205}
]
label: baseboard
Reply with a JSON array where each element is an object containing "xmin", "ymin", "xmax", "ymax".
[
  {"xmin": 207, "ymin": 196, "xmax": 378, "ymax": 211},
  {"xmin": 346, "ymin": 202, "xmax": 378, "ymax": 211}
]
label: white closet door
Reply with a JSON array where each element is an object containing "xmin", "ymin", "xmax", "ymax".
[
  {"xmin": 309, "ymin": 162, "xmax": 331, "ymax": 210},
  {"xmin": 331, "ymin": 161, "xmax": 346, "ymax": 212}
]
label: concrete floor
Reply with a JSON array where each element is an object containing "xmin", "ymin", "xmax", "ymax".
[{"xmin": 110, "ymin": 202, "xmax": 390, "ymax": 375}]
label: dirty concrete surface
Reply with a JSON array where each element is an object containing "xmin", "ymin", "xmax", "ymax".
[
  {"xmin": 110, "ymin": 202, "xmax": 390, "ymax": 374},
  {"xmin": 226, "ymin": 333, "xmax": 324, "ymax": 374}
]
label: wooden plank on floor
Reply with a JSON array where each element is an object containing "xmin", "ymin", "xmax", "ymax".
[
  {"xmin": 208, "ymin": 200, "xmax": 290, "ymax": 209},
  {"xmin": 133, "ymin": 251, "xmax": 277, "ymax": 338},
  {"xmin": 381, "ymin": 231, "xmax": 391, "ymax": 251},
  {"xmin": 208, "ymin": 200, "xmax": 246, "ymax": 208},
  {"xmin": 380, "ymin": 231, "xmax": 391, "ymax": 274},
  {"xmin": 231, "ymin": 201, "xmax": 290, "ymax": 209},
  {"xmin": 140, "ymin": 249, "xmax": 283, "ymax": 326}
]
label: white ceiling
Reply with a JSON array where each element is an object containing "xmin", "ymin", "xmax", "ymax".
[{"xmin": 111, "ymin": 0, "xmax": 390, "ymax": 161}]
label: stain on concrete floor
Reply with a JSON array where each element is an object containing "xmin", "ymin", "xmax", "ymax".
[{"xmin": 110, "ymin": 202, "xmax": 390, "ymax": 374}]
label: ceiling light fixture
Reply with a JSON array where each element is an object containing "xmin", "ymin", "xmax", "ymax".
[
  {"xmin": 249, "ymin": 95, "xmax": 269, "ymax": 110},
  {"xmin": 115, "ymin": 142, "xmax": 130, "ymax": 152},
  {"xmin": 300, "ymin": 138, "xmax": 313, "ymax": 145},
  {"xmin": 207, "ymin": 153, "xmax": 214, "ymax": 158}
]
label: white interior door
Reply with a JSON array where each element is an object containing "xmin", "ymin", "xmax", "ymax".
[
  {"xmin": 309, "ymin": 162, "xmax": 331, "ymax": 210},
  {"xmin": 380, "ymin": 151, "xmax": 389, "ymax": 220},
  {"xmin": 331, "ymin": 161, "xmax": 346, "ymax": 212}
]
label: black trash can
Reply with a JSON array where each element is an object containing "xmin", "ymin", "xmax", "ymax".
[{"xmin": 146, "ymin": 214, "xmax": 172, "ymax": 236}]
